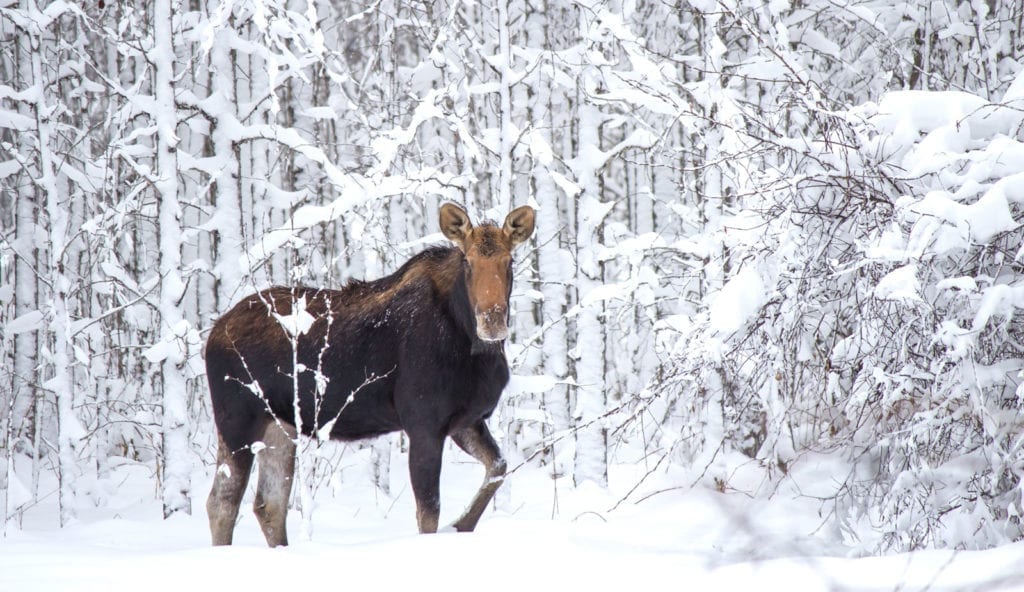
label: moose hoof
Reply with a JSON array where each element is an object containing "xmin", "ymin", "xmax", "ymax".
[{"xmin": 450, "ymin": 518, "xmax": 477, "ymax": 533}]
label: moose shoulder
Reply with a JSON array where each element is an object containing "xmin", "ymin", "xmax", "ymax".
[{"xmin": 204, "ymin": 203, "xmax": 535, "ymax": 546}]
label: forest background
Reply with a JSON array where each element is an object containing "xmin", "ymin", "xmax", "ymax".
[{"xmin": 2, "ymin": 0, "xmax": 1024, "ymax": 554}]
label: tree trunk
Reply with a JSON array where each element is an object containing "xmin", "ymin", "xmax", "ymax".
[
  {"xmin": 31, "ymin": 14, "xmax": 78, "ymax": 525},
  {"xmin": 154, "ymin": 0, "xmax": 191, "ymax": 518},
  {"xmin": 572, "ymin": 58, "xmax": 608, "ymax": 488}
]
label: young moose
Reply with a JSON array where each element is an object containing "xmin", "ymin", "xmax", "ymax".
[{"xmin": 205, "ymin": 203, "xmax": 535, "ymax": 546}]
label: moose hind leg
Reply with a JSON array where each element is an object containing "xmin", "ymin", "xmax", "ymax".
[
  {"xmin": 253, "ymin": 420, "xmax": 296, "ymax": 547},
  {"xmin": 450, "ymin": 421, "xmax": 507, "ymax": 532},
  {"xmin": 207, "ymin": 434, "xmax": 255, "ymax": 546}
]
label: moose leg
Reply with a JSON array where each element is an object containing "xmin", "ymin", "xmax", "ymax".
[
  {"xmin": 207, "ymin": 434, "xmax": 255, "ymax": 545},
  {"xmin": 253, "ymin": 420, "xmax": 296, "ymax": 547},
  {"xmin": 408, "ymin": 433, "xmax": 445, "ymax": 533},
  {"xmin": 450, "ymin": 421, "xmax": 507, "ymax": 532}
]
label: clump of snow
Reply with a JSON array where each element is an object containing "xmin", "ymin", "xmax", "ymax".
[
  {"xmin": 708, "ymin": 266, "xmax": 768, "ymax": 334},
  {"xmin": 972, "ymin": 284, "xmax": 1024, "ymax": 331},
  {"xmin": 273, "ymin": 295, "xmax": 315, "ymax": 337},
  {"xmin": 907, "ymin": 189, "xmax": 1017, "ymax": 244},
  {"xmin": 505, "ymin": 373, "xmax": 561, "ymax": 396},
  {"xmin": 873, "ymin": 264, "xmax": 921, "ymax": 302},
  {"xmin": 4, "ymin": 468, "xmax": 32, "ymax": 511},
  {"xmin": 4, "ymin": 310, "xmax": 44, "ymax": 335}
]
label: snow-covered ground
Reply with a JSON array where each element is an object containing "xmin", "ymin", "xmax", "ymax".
[{"xmin": 3, "ymin": 445, "xmax": 1024, "ymax": 592}]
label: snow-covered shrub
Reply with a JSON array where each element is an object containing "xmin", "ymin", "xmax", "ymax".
[
  {"xmin": 841, "ymin": 85, "xmax": 1024, "ymax": 550},
  {"xmin": 652, "ymin": 74, "xmax": 1024, "ymax": 552}
]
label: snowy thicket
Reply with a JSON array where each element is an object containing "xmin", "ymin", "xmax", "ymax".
[{"xmin": 2, "ymin": 0, "xmax": 1023, "ymax": 553}]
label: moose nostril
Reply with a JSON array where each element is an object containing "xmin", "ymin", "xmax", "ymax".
[
  {"xmin": 476, "ymin": 308, "xmax": 509, "ymax": 342},
  {"xmin": 487, "ymin": 308, "xmax": 506, "ymax": 324}
]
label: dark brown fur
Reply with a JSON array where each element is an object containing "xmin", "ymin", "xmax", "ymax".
[{"xmin": 205, "ymin": 205, "xmax": 535, "ymax": 546}]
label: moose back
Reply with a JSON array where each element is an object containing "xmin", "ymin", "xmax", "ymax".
[{"xmin": 204, "ymin": 203, "xmax": 535, "ymax": 546}]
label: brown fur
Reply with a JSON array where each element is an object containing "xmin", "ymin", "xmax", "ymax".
[
  {"xmin": 205, "ymin": 204, "xmax": 536, "ymax": 544},
  {"xmin": 205, "ymin": 249, "xmax": 464, "ymax": 362}
]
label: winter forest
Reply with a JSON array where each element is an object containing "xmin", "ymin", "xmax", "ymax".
[{"xmin": 3, "ymin": 0, "xmax": 1024, "ymax": 572}]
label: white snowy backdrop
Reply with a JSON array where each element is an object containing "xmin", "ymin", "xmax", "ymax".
[{"xmin": 2, "ymin": 0, "xmax": 1024, "ymax": 568}]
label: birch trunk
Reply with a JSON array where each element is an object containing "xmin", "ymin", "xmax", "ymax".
[
  {"xmin": 531, "ymin": 1, "xmax": 571, "ymax": 472},
  {"xmin": 495, "ymin": 0, "xmax": 513, "ymax": 212},
  {"xmin": 29, "ymin": 2, "xmax": 77, "ymax": 524},
  {"xmin": 8, "ymin": 5, "xmax": 42, "ymax": 511},
  {"xmin": 572, "ymin": 66, "xmax": 608, "ymax": 488},
  {"xmin": 154, "ymin": 0, "xmax": 191, "ymax": 517},
  {"xmin": 12, "ymin": 152, "xmax": 37, "ymax": 479},
  {"xmin": 210, "ymin": 9, "xmax": 244, "ymax": 309}
]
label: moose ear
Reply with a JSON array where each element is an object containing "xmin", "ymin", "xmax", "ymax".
[
  {"xmin": 503, "ymin": 205, "xmax": 535, "ymax": 247},
  {"xmin": 439, "ymin": 203, "xmax": 473, "ymax": 247}
]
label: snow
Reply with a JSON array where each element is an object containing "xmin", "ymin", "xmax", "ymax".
[
  {"xmin": 972, "ymin": 284, "xmax": 1024, "ymax": 331},
  {"xmin": 795, "ymin": 28, "xmax": 842, "ymax": 60},
  {"xmin": 709, "ymin": 266, "xmax": 768, "ymax": 334},
  {"xmin": 4, "ymin": 457, "xmax": 1024, "ymax": 591},
  {"xmin": 4, "ymin": 310, "xmax": 44, "ymax": 335},
  {"xmin": 273, "ymin": 295, "xmax": 316, "ymax": 337},
  {"xmin": 4, "ymin": 469, "xmax": 31, "ymax": 512},
  {"xmin": 505, "ymin": 373, "xmax": 561, "ymax": 395},
  {"xmin": 6, "ymin": 0, "xmax": 1024, "ymax": 579},
  {"xmin": 874, "ymin": 264, "xmax": 922, "ymax": 302},
  {"xmin": 908, "ymin": 189, "xmax": 1017, "ymax": 244}
]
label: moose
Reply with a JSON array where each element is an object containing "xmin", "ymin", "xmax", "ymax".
[{"xmin": 204, "ymin": 203, "xmax": 535, "ymax": 546}]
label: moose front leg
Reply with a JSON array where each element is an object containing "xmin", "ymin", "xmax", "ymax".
[
  {"xmin": 408, "ymin": 433, "xmax": 445, "ymax": 533},
  {"xmin": 450, "ymin": 421, "xmax": 507, "ymax": 532}
]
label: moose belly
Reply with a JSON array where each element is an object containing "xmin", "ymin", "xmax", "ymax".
[{"xmin": 292, "ymin": 377, "xmax": 402, "ymax": 441}]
